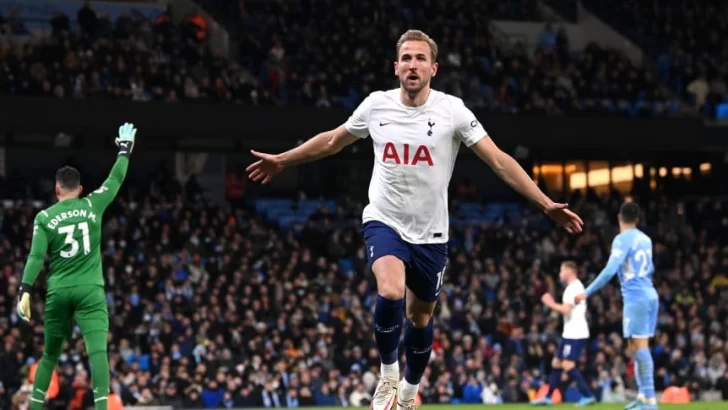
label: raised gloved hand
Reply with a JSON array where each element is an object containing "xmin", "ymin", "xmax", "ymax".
[{"xmin": 115, "ymin": 122, "xmax": 137, "ymax": 156}]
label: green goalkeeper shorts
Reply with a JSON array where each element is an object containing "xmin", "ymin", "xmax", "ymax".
[{"xmin": 44, "ymin": 285, "xmax": 108, "ymax": 338}]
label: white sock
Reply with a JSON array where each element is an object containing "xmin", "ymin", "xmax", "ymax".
[
  {"xmin": 381, "ymin": 361, "xmax": 399, "ymax": 379},
  {"xmin": 398, "ymin": 379, "xmax": 419, "ymax": 402}
]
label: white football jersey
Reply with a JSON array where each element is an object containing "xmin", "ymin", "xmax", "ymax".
[
  {"xmin": 344, "ymin": 89, "xmax": 486, "ymax": 244},
  {"xmin": 562, "ymin": 279, "xmax": 590, "ymax": 339}
]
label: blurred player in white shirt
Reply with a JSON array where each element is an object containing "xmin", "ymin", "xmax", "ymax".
[
  {"xmin": 247, "ymin": 30, "xmax": 584, "ymax": 410},
  {"xmin": 534, "ymin": 261, "xmax": 596, "ymax": 407}
]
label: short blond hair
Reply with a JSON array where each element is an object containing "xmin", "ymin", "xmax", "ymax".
[
  {"xmin": 396, "ymin": 29, "xmax": 438, "ymax": 62},
  {"xmin": 561, "ymin": 260, "xmax": 578, "ymax": 273}
]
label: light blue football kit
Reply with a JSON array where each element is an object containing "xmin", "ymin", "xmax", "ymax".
[
  {"xmin": 585, "ymin": 228, "xmax": 658, "ymax": 337},
  {"xmin": 585, "ymin": 227, "xmax": 658, "ymax": 408}
]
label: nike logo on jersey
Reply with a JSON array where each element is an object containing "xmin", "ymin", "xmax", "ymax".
[{"xmin": 379, "ymin": 122, "xmax": 390, "ymax": 126}]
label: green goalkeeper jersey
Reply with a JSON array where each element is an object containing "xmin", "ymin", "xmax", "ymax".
[{"xmin": 22, "ymin": 156, "xmax": 129, "ymax": 290}]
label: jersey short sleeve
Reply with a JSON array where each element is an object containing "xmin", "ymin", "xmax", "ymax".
[
  {"xmin": 344, "ymin": 95, "xmax": 373, "ymax": 139},
  {"xmin": 452, "ymin": 99, "xmax": 487, "ymax": 147},
  {"xmin": 563, "ymin": 285, "xmax": 576, "ymax": 306},
  {"xmin": 609, "ymin": 235, "xmax": 627, "ymax": 262}
]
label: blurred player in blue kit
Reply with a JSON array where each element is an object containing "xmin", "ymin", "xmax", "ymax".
[{"xmin": 575, "ymin": 202, "xmax": 658, "ymax": 410}]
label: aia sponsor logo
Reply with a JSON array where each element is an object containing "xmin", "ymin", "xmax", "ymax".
[{"xmin": 381, "ymin": 142, "xmax": 433, "ymax": 166}]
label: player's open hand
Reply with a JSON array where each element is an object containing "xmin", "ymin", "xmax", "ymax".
[
  {"xmin": 574, "ymin": 293, "xmax": 587, "ymax": 304},
  {"xmin": 115, "ymin": 122, "xmax": 137, "ymax": 156},
  {"xmin": 541, "ymin": 292, "xmax": 555, "ymax": 306},
  {"xmin": 544, "ymin": 203, "xmax": 584, "ymax": 234},
  {"xmin": 247, "ymin": 150, "xmax": 284, "ymax": 184}
]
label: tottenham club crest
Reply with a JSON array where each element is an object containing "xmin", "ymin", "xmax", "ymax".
[{"xmin": 427, "ymin": 118, "xmax": 435, "ymax": 136}]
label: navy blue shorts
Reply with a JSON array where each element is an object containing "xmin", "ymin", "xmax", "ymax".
[
  {"xmin": 556, "ymin": 338, "xmax": 587, "ymax": 361},
  {"xmin": 362, "ymin": 221, "xmax": 448, "ymax": 303}
]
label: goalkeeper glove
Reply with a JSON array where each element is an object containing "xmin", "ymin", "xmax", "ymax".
[
  {"xmin": 17, "ymin": 283, "xmax": 32, "ymax": 322},
  {"xmin": 115, "ymin": 122, "xmax": 137, "ymax": 156}
]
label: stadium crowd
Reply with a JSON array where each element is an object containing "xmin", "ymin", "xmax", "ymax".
[
  {"xmin": 0, "ymin": 0, "xmax": 694, "ymax": 117},
  {"xmin": 582, "ymin": 0, "xmax": 728, "ymax": 117},
  {"xmin": 1, "ymin": 168, "xmax": 727, "ymax": 408}
]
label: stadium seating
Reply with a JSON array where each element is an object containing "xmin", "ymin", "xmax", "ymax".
[
  {"xmin": 0, "ymin": 0, "xmax": 694, "ymax": 117},
  {"xmin": 1, "ymin": 168, "xmax": 727, "ymax": 407},
  {"xmin": 1, "ymin": 0, "xmax": 728, "ymax": 407},
  {"xmin": 582, "ymin": 0, "xmax": 728, "ymax": 118}
]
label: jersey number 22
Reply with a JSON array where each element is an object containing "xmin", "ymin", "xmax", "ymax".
[
  {"xmin": 624, "ymin": 249, "xmax": 651, "ymax": 281},
  {"xmin": 59, "ymin": 222, "xmax": 91, "ymax": 258}
]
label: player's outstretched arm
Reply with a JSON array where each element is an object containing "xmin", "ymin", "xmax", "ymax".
[
  {"xmin": 249, "ymin": 94, "xmax": 371, "ymax": 184},
  {"xmin": 17, "ymin": 214, "xmax": 50, "ymax": 321},
  {"xmin": 470, "ymin": 137, "xmax": 583, "ymax": 234},
  {"xmin": 86, "ymin": 123, "xmax": 137, "ymax": 212},
  {"xmin": 575, "ymin": 237, "xmax": 629, "ymax": 304},
  {"xmin": 247, "ymin": 125, "xmax": 359, "ymax": 184}
]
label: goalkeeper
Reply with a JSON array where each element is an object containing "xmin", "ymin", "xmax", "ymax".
[{"xmin": 16, "ymin": 123, "xmax": 137, "ymax": 410}]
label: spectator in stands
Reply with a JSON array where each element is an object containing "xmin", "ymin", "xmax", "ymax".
[
  {"xmin": 77, "ymin": 0, "xmax": 98, "ymax": 36},
  {"xmin": 537, "ymin": 23, "xmax": 558, "ymax": 54},
  {"xmin": 687, "ymin": 72, "xmax": 709, "ymax": 113},
  {"xmin": 580, "ymin": 0, "xmax": 728, "ymax": 118},
  {"xmin": 0, "ymin": 0, "xmax": 694, "ymax": 118},
  {"xmin": 50, "ymin": 11, "xmax": 70, "ymax": 37},
  {"xmin": 184, "ymin": 10, "xmax": 208, "ymax": 43},
  {"xmin": 111, "ymin": 12, "xmax": 132, "ymax": 40},
  {"xmin": 0, "ymin": 9, "xmax": 28, "ymax": 36},
  {"xmin": 95, "ymin": 12, "xmax": 114, "ymax": 39},
  {"xmin": 1, "ymin": 164, "xmax": 725, "ymax": 408}
]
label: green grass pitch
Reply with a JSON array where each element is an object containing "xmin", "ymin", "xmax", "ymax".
[{"xmin": 287, "ymin": 405, "xmax": 723, "ymax": 410}]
